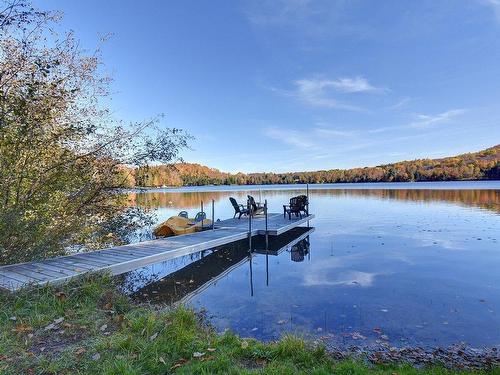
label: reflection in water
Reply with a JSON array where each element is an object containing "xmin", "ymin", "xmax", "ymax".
[
  {"xmin": 124, "ymin": 227, "xmax": 314, "ymax": 305},
  {"xmin": 120, "ymin": 182, "xmax": 500, "ymax": 349},
  {"xmin": 127, "ymin": 186, "xmax": 500, "ymax": 214}
]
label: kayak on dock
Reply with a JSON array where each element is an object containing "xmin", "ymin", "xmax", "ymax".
[{"xmin": 154, "ymin": 213, "xmax": 212, "ymax": 237}]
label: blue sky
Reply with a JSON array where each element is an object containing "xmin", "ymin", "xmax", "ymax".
[{"xmin": 42, "ymin": 0, "xmax": 500, "ymax": 173}]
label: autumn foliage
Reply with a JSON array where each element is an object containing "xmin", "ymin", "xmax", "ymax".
[{"xmin": 128, "ymin": 145, "xmax": 500, "ymax": 187}]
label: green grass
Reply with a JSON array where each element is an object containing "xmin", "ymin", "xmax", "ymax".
[{"xmin": 0, "ymin": 275, "xmax": 498, "ymax": 374}]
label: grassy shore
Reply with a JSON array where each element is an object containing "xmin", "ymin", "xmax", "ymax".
[{"xmin": 0, "ymin": 275, "xmax": 498, "ymax": 375}]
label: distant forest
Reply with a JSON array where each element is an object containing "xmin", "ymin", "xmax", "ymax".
[{"xmin": 122, "ymin": 144, "xmax": 500, "ymax": 187}]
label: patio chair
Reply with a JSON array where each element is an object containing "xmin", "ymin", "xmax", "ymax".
[
  {"xmin": 178, "ymin": 211, "xmax": 189, "ymax": 218},
  {"xmin": 229, "ymin": 197, "xmax": 250, "ymax": 219},
  {"xmin": 194, "ymin": 212, "xmax": 206, "ymax": 222},
  {"xmin": 283, "ymin": 195, "xmax": 308, "ymax": 220},
  {"xmin": 247, "ymin": 195, "xmax": 265, "ymax": 216}
]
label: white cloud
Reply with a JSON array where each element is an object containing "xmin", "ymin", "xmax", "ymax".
[
  {"xmin": 291, "ymin": 76, "xmax": 384, "ymax": 110},
  {"xmin": 409, "ymin": 109, "xmax": 467, "ymax": 128},
  {"xmin": 263, "ymin": 125, "xmax": 357, "ymax": 151},
  {"xmin": 370, "ymin": 108, "xmax": 467, "ymax": 133},
  {"xmin": 303, "ymin": 270, "xmax": 377, "ymax": 287}
]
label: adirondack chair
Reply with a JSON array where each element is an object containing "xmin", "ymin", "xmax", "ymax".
[
  {"xmin": 247, "ymin": 195, "xmax": 265, "ymax": 216},
  {"xmin": 229, "ymin": 197, "xmax": 250, "ymax": 219},
  {"xmin": 194, "ymin": 212, "xmax": 206, "ymax": 222},
  {"xmin": 283, "ymin": 195, "xmax": 308, "ymax": 219}
]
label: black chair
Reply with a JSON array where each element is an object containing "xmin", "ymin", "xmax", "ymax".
[
  {"xmin": 194, "ymin": 212, "xmax": 206, "ymax": 222},
  {"xmin": 283, "ymin": 195, "xmax": 308, "ymax": 219},
  {"xmin": 290, "ymin": 237, "xmax": 310, "ymax": 262},
  {"xmin": 178, "ymin": 211, "xmax": 188, "ymax": 218},
  {"xmin": 229, "ymin": 197, "xmax": 249, "ymax": 219},
  {"xmin": 247, "ymin": 195, "xmax": 264, "ymax": 216}
]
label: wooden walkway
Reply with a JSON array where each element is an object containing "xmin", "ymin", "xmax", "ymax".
[{"xmin": 0, "ymin": 213, "xmax": 314, "ymax": 292}]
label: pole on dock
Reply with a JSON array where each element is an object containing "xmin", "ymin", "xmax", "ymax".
[
  {"xmin": 306, "ymin": 183, "xmax": 310, "ymax": 228},
  {"xmin": 211, "ymin": 199, "xmax": 215, "ymax": 230},
  {"xmin": 265, "ymin": 199, "xmax": 269, "ymax": 250},
  {"xmin": 201, "ymin": 200, "xmax": 204, "ymax": 230},
  {"xmin": 248, "ymin": 198, "xmax": 252, "ymax": 252},
  {"xmin": 306, "ymin": 183, "xmax": 309, "ymax": 216}
]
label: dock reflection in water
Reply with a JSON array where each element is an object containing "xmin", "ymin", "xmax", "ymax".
[{"xmin": 121, "ymin": 227, "xmax": 314, "ymax": 305}]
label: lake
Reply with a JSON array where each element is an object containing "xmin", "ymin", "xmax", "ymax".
[{"xmin": 120, "ymin": 181, "xmax": 500, "ymax": 349}]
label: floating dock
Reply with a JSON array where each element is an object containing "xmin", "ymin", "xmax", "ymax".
[{"xmin": 0, "ymin": 213, "xmax": 314, "ymax": 292}]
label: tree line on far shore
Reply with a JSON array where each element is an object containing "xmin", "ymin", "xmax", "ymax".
[{"xmin": 124, "ymin": 144, "xmax": 500, "ymax": 187}]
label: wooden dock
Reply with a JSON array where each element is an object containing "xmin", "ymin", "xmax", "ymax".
[{"xmin": 0, "ymin": 213, "xmax": 314, "ymax": 292}]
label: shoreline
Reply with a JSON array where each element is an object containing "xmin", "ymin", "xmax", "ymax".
[
  {"xmin": 1, "ymin": 275, "xmax": 499, "ymax": 373},
  {"xmin": 119, "ymin": 180, "xmax": 500, "ymax": 193}
]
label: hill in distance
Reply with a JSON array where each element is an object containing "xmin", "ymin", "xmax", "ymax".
[{"xmin": 126, "ymin": 144, "xmax": 500, "ymax": 187}]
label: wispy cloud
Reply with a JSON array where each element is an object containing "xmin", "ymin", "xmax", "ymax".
[
  {"xmin": 244, "ymin": 0, "xmax": 374, "ymax": 40},
  {"xmin": 264, "ymin": 127, "xmax": 318, "ymax": 149},
  {"xmin": 409, "ymin": 109, "xmax": 467, "ymax": 128},
  {"xmin": 480, "ymin": 0, "xmax": 500, "ymax": 21},
  {"xmin": 370, "ymin": 108, "xmax": 467, "ymax": 133},
  {"xmin": 280, "ymin": 76, "xmax": 385, "ymax": 111},
  {"xmin": 264, "ymin": 125, "xmax": 355, "ymax": 151},
  {"xmin": 314, "ymin": 128, "xmax": 355, "ymax": 137},
  {"xmin": 387, "ymin": 97, "xmax": 412, "ymax": 111}
]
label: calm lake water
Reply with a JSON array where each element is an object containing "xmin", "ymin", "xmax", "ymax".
[{"xmin": 120, "ymin": 181, "xmax": 500, "ymax": 349}]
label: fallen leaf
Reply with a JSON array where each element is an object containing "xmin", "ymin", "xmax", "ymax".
[
  {"xmin": 91, "ymin": 353, "xmax": 100, "ymax": 361},
  {"xmin": 159, "ymin": 356, "xmax": 166, "ymax": 365},
  {"xmin": 149, "ymin": 332, "xmax": 158, "ymax": 341},
  {"xmin": 206, "ymin": 348, "xmax": 216, "ymax": 352},
  {"xmin": 9, "ymin": 316, "xmax": 16, "ymax": 321},
  {"xmin": 99, "ymin": 324, "xmax": 108, "ymax": 332},
  {"xmin": 170, "ymin": 358, "xmax": 187, "ymax": 370},
  {"xmin": 75, "ymin": 347, "xmax": 86, "ymax": 356},
  {"xmin": 12, "ymin": 324, "xmax": 33, "ymax": 333},
  {"xmin": 103, "ymin": 303, "xmax": 112, "ymax": 310},
  {"xmin": 193, "ymin": 351, "xmax": 205, "ymax": 358},
  {"xmin": 55, "ymin": 291, "xmax": 67, "ymax": 302}
]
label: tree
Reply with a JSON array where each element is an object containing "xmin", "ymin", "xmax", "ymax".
[{"xmin": 0, "ymin": 1, "xmax": 190, "ymax": 264}]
